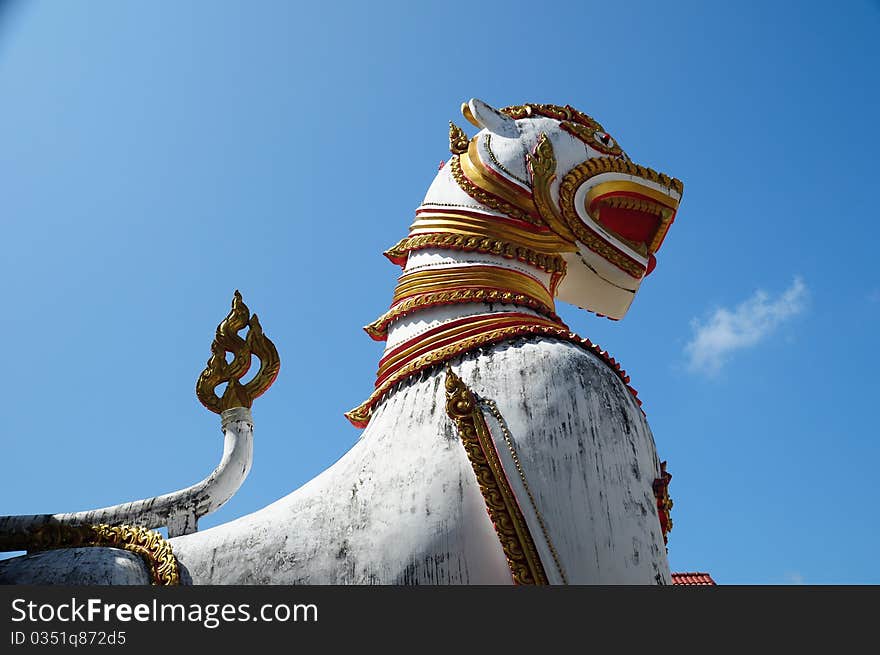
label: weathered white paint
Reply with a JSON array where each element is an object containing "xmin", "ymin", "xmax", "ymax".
[
  {"xmin": 384, "ymin": 304, "xmax": 544, "ymax": 352},
  {"xmin": 0, "ymin": 407, "xmax": 253, "ymax": 538},
  {"xmin": 0, "ymin": 548, "xmax": 151, "ymax": 585}
]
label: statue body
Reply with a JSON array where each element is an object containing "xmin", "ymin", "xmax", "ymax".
[{"xmin": 0, "ymin": 99, "xmax": 682, "ymax": 585}]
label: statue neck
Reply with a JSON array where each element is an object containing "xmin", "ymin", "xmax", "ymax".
[{"xmin": 379, "ymin": 248, "xmax": 563, "ymax": 353}]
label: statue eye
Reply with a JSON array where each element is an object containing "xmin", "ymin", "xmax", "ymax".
[{"xmin": 594, "ymin": 131, "xmax": 614, "ymax": 148}]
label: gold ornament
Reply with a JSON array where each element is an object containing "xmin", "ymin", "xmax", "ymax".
[
  {"xmin": 364, "ymin": 287, "xmax": 559, "ymax": 340},
  {"xmin": 390, "ymin": 265, "xmax": 554, "ymax": 311},
  {"xmin": 500, "ymin": 103, "xmax": 629, "ymax": 158},
  {"xmin": 196, "ymin": 290, "xmax": 280, "ymax": 414},
  {"xmin": 346, "ymin": 314, "xmax": 641, "ymax": 428},
  {"xmin": 448, "ymin": 121, "xmax": 470, "ymax": 155},
  {"xmin": 0, "ymin": 523, "xmax": 179, "ymax": 586},
  {"xmin": 653, "ymin": 462, "xmax": 674, "ymax": 545},
  {"xmin": 480, "ymin": 397, "xmax": 568, "ymax": 583},
  {"xmin": 527, "ymin": 133, "xmax": 579, "ymax": 244},
  {"xmin": 384, "ymin": 234, "xmax": 567, "ymax": 275},
  {"xmin": 409, "ymin": 209, "xmax": 576, "ymax": 254},
  {"xmin": 444, "ymin": 368, "xmax": 549, "ymax": 585}
]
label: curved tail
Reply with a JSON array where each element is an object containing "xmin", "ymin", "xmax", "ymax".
[{"xmin": 0, "ymin": 291, "xmax": 279, "ymax": 547}]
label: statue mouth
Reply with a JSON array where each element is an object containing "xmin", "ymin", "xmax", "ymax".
[{"xmin": 584, "ymin": 180, "xmax": 680, "ymax": 257}]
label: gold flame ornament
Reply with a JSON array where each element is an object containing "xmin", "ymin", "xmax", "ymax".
[
  {"xmin": 196, "ymin": 291, "xmax": 280, "ymax": 414},
  {"xmin": 448, "ymin": 121, "xmax": 470, "ymax": 155}
]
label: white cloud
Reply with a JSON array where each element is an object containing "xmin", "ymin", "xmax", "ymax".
[{"xmin": 685, "ymin": 277, "xmax": 808, "ymax": 376}]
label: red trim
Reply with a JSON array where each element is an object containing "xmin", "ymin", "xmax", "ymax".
[
  {"xmin": 457, "ymin": 162, "xmax": 543, "ymax": 224},
  {"xmin": 384, "ymin": 250, "xmax": 407, "ymax": 267},
  {"xmin": 366, "ymin": 287, "xmax": 560, "ymax": 339},
  {"xmin": 377, "ymin": 312, "xmax": 542, "ymax": 370},
  {"xmin": 376, "ymin": 314, "xmax": 558, "ymax": 386},
  {"xmin": 373, "ymin": 315, "xmax": 639, "ymax": 404},
  {"xmin": 347, "ymin": 321, "xmax": 643, "ymax": 428},
  {"xmin": 589, "ymin": 189, "xmax": 677, "ymax": 212},
  {"xmin": 477, "ymin": 145, "xmax": 533, "ymax": 195},
  {"xmin": 578, "ymin": 224, "xmax": 647, "ymax": 279}
]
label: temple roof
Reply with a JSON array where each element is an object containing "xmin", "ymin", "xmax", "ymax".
[{"xmin": 671, "ymin": 572, "xmax": 716, "ymax": 585}]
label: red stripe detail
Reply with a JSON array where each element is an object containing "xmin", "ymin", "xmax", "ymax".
[
  {"xmin": 376, "ymin": 314, "xmax": 559, "ymax": 386},
  {"xmin": 352, "ymin": 324, "xmax": 643, "ymax": 428}
]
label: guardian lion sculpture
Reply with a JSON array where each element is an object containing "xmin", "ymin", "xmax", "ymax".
[{"xmin": 0, "ymin": 98, "xmax": 682, "ymax": 585}]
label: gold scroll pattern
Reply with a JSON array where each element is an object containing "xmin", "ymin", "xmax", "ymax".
[
  {"xmin": 364, "ymin": 288, "xmax": 560, "ymax": 341},
  {"xmin": 500, "ymin": 103, "xmax": 629, "ymax": 159},
  {"xmin": 384, "ymin": 234, "xmax": 567, "ymax": 276},
  {"xmin": 0, "ymin": 524, "xmax": 179, "ymax": 586}
]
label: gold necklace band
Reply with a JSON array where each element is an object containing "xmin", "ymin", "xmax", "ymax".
[
  {"xmin": 364, "ymin": 287, "xmax": 559, "ymax": 341},
  {"xmin": 345, "ymin": 314, "xmax": 641, "ymax": 428},
  {"xmin": 375, "ymin": 313, "xmax": 560, "ymax": 383},
  {"xmin": 410, "ymin": 211, "xmax": 575, "ymax": 254},
  {"xmin": 391, "ymin": 265, "xmax": 554, "ymax": 309},
  {"xmin": 383, "ymin": 234, "xmax": 567, "ymax": 275}
]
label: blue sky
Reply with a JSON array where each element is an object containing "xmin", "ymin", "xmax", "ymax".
[{"xmin": 1, "ymin": 1, "xmax": 878, "ymax": 584}]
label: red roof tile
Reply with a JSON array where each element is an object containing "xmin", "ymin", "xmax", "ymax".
[{"xmin": 671, "ymin": 572, "xmax": 716, "ymax": 586}]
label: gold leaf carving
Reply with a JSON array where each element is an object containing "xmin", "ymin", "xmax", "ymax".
[
  {"xmin": 196, "ymin": 291, "xmax": 281, "ymax": 414},
  {"xmin": 448, "ymin": 121, "xmax": 470, "ymax": 155}
]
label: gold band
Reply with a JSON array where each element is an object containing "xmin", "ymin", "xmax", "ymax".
[
  {"xmin": 345, "ymin": 315, "xmax": 641, "ymax": 428},
  {"xmin": 365, "ymin": 287, "xmax": 559, "ymax": 340},
  {"xmin": 375, "ymin": 313, "xmax": 560, "ymax": 382},
  {"xmin": 449, "ymin": 155, "xmax": 542, "ymax": 226},
  {"xmin": 384, "ymin": 234, "xmax": 567, "ymax": 275},
  {"xmin": 391, "ymin": 265, "xmax": 554, "ymax": 310},
  {"xmin": 410, "ymin": 211, "xmax": 575, "ymax": 254},
  {"xmin": 461, "ymin": 139, "xmax": 537, "ymax": 215},
  {"xmin": 585, "ymin": 180, "xmax": 680, "ymax": 210},
  {"xmin": 559, "ymin": 156, "xmax": 684, "ymax": 197}
]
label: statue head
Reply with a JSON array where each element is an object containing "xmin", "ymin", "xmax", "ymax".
[{"xmin": 417, "ymin": 98, "xmax": 683, "ymax": 319}]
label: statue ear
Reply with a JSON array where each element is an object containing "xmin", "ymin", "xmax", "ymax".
[{"xmin": 461, "ymin": 98, "xmax": 519, "ymax": 137}]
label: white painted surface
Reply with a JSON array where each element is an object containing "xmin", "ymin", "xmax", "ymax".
[
  {"xmin": 0, "ymin": 548, "xmax": 150, "ymax": 585},
  {"xmin": 384, "ymin": 305, "xmax": 544, "ymax": 351}
]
